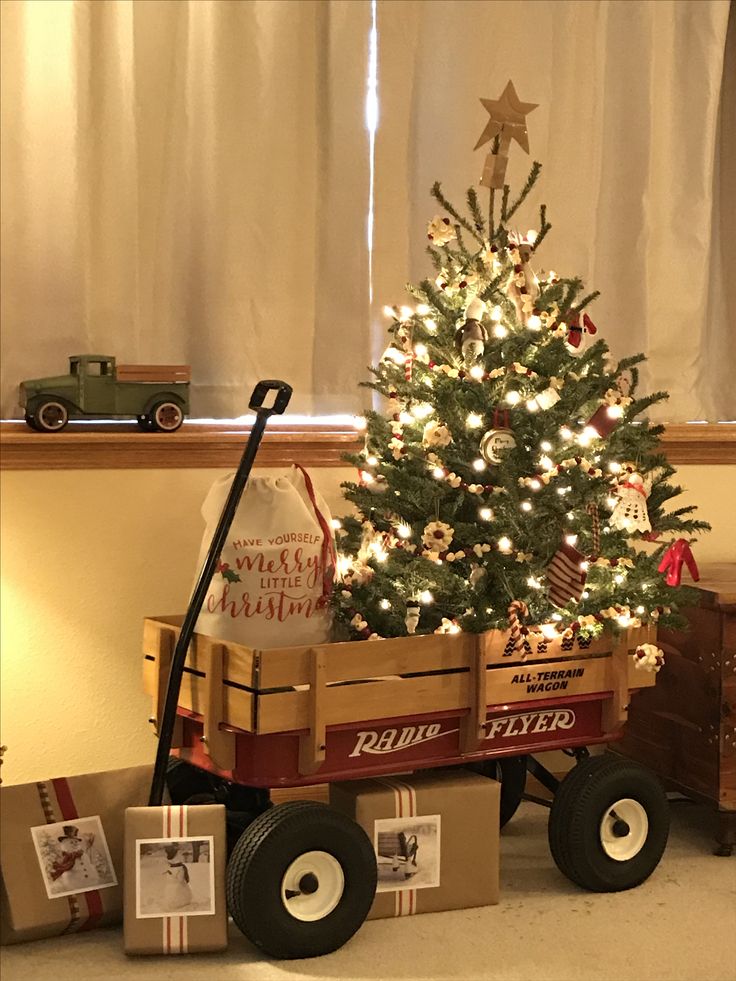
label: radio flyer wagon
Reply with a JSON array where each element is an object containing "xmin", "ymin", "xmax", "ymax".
[{"xmin": 144, "ymin": 381, "xmax": 670, "ymax": 960}]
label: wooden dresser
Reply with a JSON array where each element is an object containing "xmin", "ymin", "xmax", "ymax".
[{"xmin": 615, "ymin": 563, "xmax": 736, "ymax": 854}]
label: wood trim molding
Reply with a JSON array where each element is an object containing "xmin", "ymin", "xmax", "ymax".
[{"xmin": 0, "ymin": 421, "xmax": 734, "ymax": 471}]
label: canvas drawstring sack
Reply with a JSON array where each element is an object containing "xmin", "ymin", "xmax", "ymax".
[{"xmin": 194, "ymin": 465, "xmax": 335, "ymax": 649}]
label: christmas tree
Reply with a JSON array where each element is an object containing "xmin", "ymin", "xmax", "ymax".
[{"xmin": 333, "ymin": 82, "xmax": 708, "ymax": 646}]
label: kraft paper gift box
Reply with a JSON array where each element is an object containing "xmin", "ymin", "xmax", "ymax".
[
  {"xmin": 330, "ymin": 769, "xmax": 500, "ymax": 919},
  {"xmin": 0, "ymin": 765, "xmax": 152, "ymax": 944},
  {"xmin": 123, "ymin": 804, "xmax": 227, "ymax": 955}
]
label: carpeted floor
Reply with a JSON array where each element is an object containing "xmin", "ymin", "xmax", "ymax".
[{"xmin": 2, "ymin": 798, "xmax": 735, "ymax": 981}]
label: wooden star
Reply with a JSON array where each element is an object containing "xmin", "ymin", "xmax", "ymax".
[{"xmin": 474, "ymin": 80, "xmax": 538, "ymax": 154}]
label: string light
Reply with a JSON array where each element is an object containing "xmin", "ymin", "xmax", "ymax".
[
  {"xmin": 360, "ymin": 470, "xmax": 375, "ymax": 484},
  {"xmin": 527, "ymin": 314, "xmax": 542, "ymax": 330},
  {"xmin": 530, "ymin": 478, "xmax": 542, "ymax": 491},
  {"xmin": 560, "ymin": 426, "xmax": 573, "ymax": 441},
  {"xmin": 366, "ymin": 455, "xmax": 378, "ymax": 466},
  {"xmin": 420, "ymin": 590, "xmax": 434, "ymax": 604},
  {"xmin": 400, "ymin": 305, "xmax": 413, "ymax": 320},
  {"xmin": 383, "ymin": 347, "xmax": 407, "ymax": 365},
  {"xmin": 354, "ymin": 417, "xmax": 367, "ymax": 430},
  {"xmin": 527, "ymin": 577, "xmax": 542, "ymax": 589},
  {"xmin": 578, "ymin": 426, "xmax": 600, "ymax": 447},
  {"xmin": 565, "ymin": 534, "xmax": 578, "ymax": 546},
  {"xmin": 414, "ymin": 343, "xmax": 428, "ymax": 357},
  {"xmin": 490, "ymin": 305, "xmax": 503, "ymax": 321},
  {"xmin": 614, "ymin": 574, "xmax": 625, "ymax": 584},
  {"xmin": 397, "ymin": 523, "xmax": 412, "ymax": 539},
  {"xmin": 606, "ymin": 496, "xmax": 617, "ymax": 509},
  {"xmin": 540, "ymin": 623, "xmax": 558, "ymax": 639},
  {"xmin": 540, "ymin": 440, "xmax": 553, "ymax": 452},
  {"xmin": 539, "ymin": 455, "xmax": 554, "ymax": 470},
  {"xmin": 336, "ymin": 554, "xmax": 353, "ymax": 577},
  {"xmin": 382, "ymin": 305, "xmax": 396, "ymax": 318},
  {"xmin": 469, "ymin": 365, "xmax": 485, "ymax": 379},
  {"xmin": 411, "ymin": 402, "xmax": 434, "ymax": 419},
  {"xmin": 617, "ymin": 613, "xmax": 631, "ymax": 627},
  {"xmin": 379, "ymin": 598, "xmax": 391, "ymax": 610},
  {"xmin": 399, "ymin": 411, "xmax": 414, "ymax": 425},
  {"xmin": 580, "ymin": 560, "xmax": 590, "ymax": 571},
  {"xmin": 472, "ymin": 459, "xmax": 486, "ymax": 471},
  {"xmin": 526, "ymin": 229, "xmax": 538, "ymax": 244},
  {"xmin": 466, "ymin": 413, "xmax": 483, "ymax": 428},
  {"xmin": 424, "ymin": 318, "xmax": 438, "ymax": 333},
  {"xmin": 526, "ymin": 399, "xmax": 539, "ymax": 412},
  {"xmin": 497, "ymin": 536, "xmax": 513, "ymax": 553},
  {"xmin": 432, "ymin": 466, "xmax": 445, "ymax": 479},
  {"xmin": 416, "ymin": 303, "xmax": 430, "ymax": 315},
  {"xmin": 493, "ymin": 324, "xmax": 508, "ymax": 339},
  {"xmin": 521, "ymin": 501, "xmax": 533, "ymax": 512},
  {"xmin": 609, "ymin": 461, "xmax": 622, "ymax": 473},
  {"xmin": 479, "ymin": 507, "xmax": 493, "ymax": 521},
  {"xmin": 331, "ymin": 518, "xmax": 343, "ymax": 530},
  {"xmin": 506, "ymin": 390, "xmax": 521, "ymax": 406},
  {"xmin": 635, "ymin": 605, "xmax": 645, "ymax": 614},
  {"xmin": 607, "ymin": 404, "xmax": 624, "ymax": 418}
]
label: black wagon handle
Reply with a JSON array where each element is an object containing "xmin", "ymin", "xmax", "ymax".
[{"xmin": 148, "ymin": 380, "xmax": 293, "ymax": 806}]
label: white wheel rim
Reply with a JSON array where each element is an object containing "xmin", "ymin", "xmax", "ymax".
[
  {"xmin": 599, "ymin": 798, "xmax": 649, "ymax": 861},
  {"xmin": 39, "ymin": 402, "xmax": 67, "ymax": 430},
  {"xmin": 280, "ymin": 850, "xmax": 344, "ymax": 922},
  {"xmin": 155, "ymin": 403, "xmax": 182, "ymax": 430}
]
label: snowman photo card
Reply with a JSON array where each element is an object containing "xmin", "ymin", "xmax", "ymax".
[
  {"xmin": 135, "ymin": 836, "xmax": 215, "ymax": 918},
  {"xmin": 30, "ymin": 815, "xmax": 118, "ymax": 900}
]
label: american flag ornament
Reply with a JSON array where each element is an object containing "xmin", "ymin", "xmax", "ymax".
[{"xmin": 547, "ymin": 540, "xmax": 587, "ymax": 608}]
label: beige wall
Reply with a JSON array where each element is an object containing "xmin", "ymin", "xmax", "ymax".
[{"xmin": 1, "ymin": 465, "xmax": 733, "ymax": 786}]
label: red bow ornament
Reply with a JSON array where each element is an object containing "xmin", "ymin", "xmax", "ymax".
[{"xmin": 658, "ymin": 539, "xmax": 700, "ymax": 587}]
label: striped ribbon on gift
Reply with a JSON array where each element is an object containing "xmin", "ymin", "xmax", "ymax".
[
  {"xmin": 161, "ymin": 806, "xmax": 189, "ymax": 955},
  {"xmin": 374, "ymin": 778, "xmax": 419, "ymax": 917}
]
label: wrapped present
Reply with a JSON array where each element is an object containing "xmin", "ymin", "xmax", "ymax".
[
  {"xmin": 330, "ymin": 769, "xmax": 499, "ymax": 919},
  {"xmin": 123, "ymin": 804, "xmax": 227, "ymax": 955},
  {"xmin": 0, "ymin": 765, "xmax": 152, "ymax": 944}
]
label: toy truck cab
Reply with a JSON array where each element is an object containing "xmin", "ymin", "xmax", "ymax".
[{"xmin": 20, "ymin": 355, "xmax": 190, "ymax": 432}]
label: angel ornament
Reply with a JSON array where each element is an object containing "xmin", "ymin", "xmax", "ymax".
[{"xmin": 609, "ymin": 472, "xmax": 651, "ymax": 534}]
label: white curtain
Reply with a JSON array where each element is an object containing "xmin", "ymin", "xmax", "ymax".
[
  {"xmin": 2, "ymin": 0, "xmax": 733, "ymax": 421},
  {"xmin": 0, "ymin": 0, "xmax": 371, "ymax": 418},
  {"xmin": 372, "ymin": 0, "xmax": 735, "ymax": 422}
]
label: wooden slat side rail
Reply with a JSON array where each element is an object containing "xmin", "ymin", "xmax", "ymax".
[
  {"xmin": 116, "ymin": 364, "xmax": 191, "ymax": 383},
  {"xmin": 142, "ymin": 618, "xmax": 256, "ymax": 690},
  {"xmin": 459, "ymin": 635, "xmax": 489, "ymax": 753},
  {"xmin": 298, "ymin": 649, "xmax": 327, "ymax": 776},
  {"xmin": 202, "ymin": 644, "xmax": 236, "ymax": 770},
  {"xmin": 142, "ymin": 657, "xmax": 254, "ymax": 732},
  {"xmin": 145, "ymin": 627, "xmax": 184, "ymax": 748}
]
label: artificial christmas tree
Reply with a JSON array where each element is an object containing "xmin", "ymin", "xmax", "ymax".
[{"xmin": 333, "ymin": 81, "xmax": 708, "ymax": 648}]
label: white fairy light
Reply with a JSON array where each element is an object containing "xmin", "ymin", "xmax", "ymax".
[
  {"xmin": 424, "ymin": 318, "xmax": 438, "ymax": 333},
  {"xmin": 582, "ymin": 590, "xmax": 590, "ymax": 599},
  {"xmin": 414, "ymin": 343, "xmax": 428, "ymax": 357},
  {"xmin": 540, "ymin": 440, "xmax": 553, "ymax": 452},
  {"xmin": 526, "ymin": 399, "xmax": 539, "ymax": 412},
  {"xmin": 469, "ymin": 364, "xmax": 485, "ymax": 380},
  {"xmin": 560, "ymin": 426, "xmax": 573, "ymax": 441},
  {"xmin": 609, "ymin": 461, "xmax": 622, "ymax": 474},
  {"xmin": 551, "ymin": 612, "xmax": 563, "ymax": 621},
  {"xmin": 370, "ymin": 542, "xmax": 388, "ymax": 562},
  {"xmin": 479, "ymin": 507, "xmax": 493, "ymax": 521},
  {"xmin": 580, "ymin": 560, "xmax": 590, "ymax": 571},
  {"xmin": 423, "ymin": 376, "xmax": 434, "ymax": 388},
  {"xmin": 566, "ymin": 511, "xmax": 575, "ymax": 520},
  {"xmin": 361, "ymin": 470, "xmax": 375, "ymax": 484},
  {"xmin": 472, "ymin": 459, "xmax": 486, "ymax": 471},
  {"xmin": 607, "ymin": 404, "xmax": 624, "ymax": 418},
  {"xmin": 530, "ymin": 479, "xmax": 542, "ymax": 491},
  {"xmin": 527, "ymin": 314, "xmax": 542, "ymax": 331},
  {"xmin": 527, "ymin": 577, "xmax": 542, "ymax": 589},
  {"xmin": 466, "ymin": 412, "xmax": 483, "ymax": 429},
  {"xmin": 330, "ymin": 518, "xmax": 342, "ymax": 530},
  {"xmin": 383, "ymin": 347, "xmax": 407, "ymax": 365},
  {"xmin": 354, "ymin": 416, "xmax": 367, "ymax": 431},
  {"xmin": 432, "ymin": 466, "xmax": 445, "ymax": 479},
  {"xmin": 636, "ymin": 605, "xmax": 645, "ymax": 614},
  {"xmin": 526, "ymin": 229, "xmax": 538, "ymax": 244},
  {"xmin": 614, "ymin": 573, "xmax": 625, "ymax": 584},
  {"xmin": 416, "ymin": 303, "xmax": 430, "ymax": 315},
  {"xmin": 400, "ymin": 305, "xmax": 413, "ymax": 320},
  {"xmin": 617, "ymin": 614, "xmax": 631, "ymax": 627},
  {"xmin": 490, "ymin": 305, "xmax": 503, "ymax": 322},
  {"xmin": 420, "ymin": 590, "xmax": 434, "ymax": 604},
  {"xmin": 578, "ymin": 426, "xmax": 600, "ymax": 447},
  {"xmin": 397, "ymin": 523, "xmax": 412, "ymax": 539},
  {"xmin": 506, "ymin": 390, "xmax": 521, "ymax": 406},
  {"xmin": 382, "ymin": 305, "xmax": 396, "ymax": 318},
  {"xmin": 540, "ymin": 622, "xmax": 558, "ymax": 639},
  {"xmin": 606, "ymin": 496, "xmax": 617, "ymax": 509},
  {"xmin": 565, "ymin": 534, "xmax": 578, "ymax": 546},
  {"xmin": 411, "ymin": 402, "xmax": 434, "ymax": 419},
  {"xmin": 521, "ymin": 501, "xmax": 533, "ymax": 512},
  {"xmin": 336, "ymin": 553, "xmax": 353, "ymax": 577},
  {"xmin": 493, "ymin": 324, "xmax": 508, "ymax": 339},
  {"xmin": 399, "ymin": 411, "xmax": 414, "ymax": 425},
  {"xmin": 366, "ymin": 455, "xmax": 378, "ymax": 466},
  {"xmin": 539, "ymin": 455, "xmax": 554, "ymax": 470},
  {"xmin": 379, "ymin": 598, "xmax": 391, "ymax": 610},
  {"xmin": 497, "ymin": 536, "xmax": 513, "ymax": 553}
]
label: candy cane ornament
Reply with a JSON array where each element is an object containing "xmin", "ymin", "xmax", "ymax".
[{"xmin": 508, "ymin": 600, "xmax": 529, "ymax": 658}]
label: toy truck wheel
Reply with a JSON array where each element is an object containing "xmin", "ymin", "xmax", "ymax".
[
  {"xmin": 34, "ymin": 400, "xmax": 69, "ymax": 432},
  {"xmin": 467, "ymin": 755, "xmax": 527, "ymax": 828},
  {"xmin": 148, "ymin": 400, "xmax": 184, "ymax": 432},
  {"xmin": 24, "ymin": 412, "xmax": 40, "ymax": 431},
  {"xmin": 226, "ymin": 801, "xmax": 377, "ymax": 959},
  {"xmin": 548, "ymin": 753, "xmax": 669, "ymax": 892},
  {"xmin": 136, "ymin": 414, "xmax": 154, "ymax": 430}
]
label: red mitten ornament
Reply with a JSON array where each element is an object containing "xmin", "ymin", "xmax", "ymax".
[{"xmin": 658, "ymin": 539, "xmax": 700, "ymax": 587}]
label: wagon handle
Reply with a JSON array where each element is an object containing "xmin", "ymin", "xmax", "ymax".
[{"xmin": 148, "ymin": 380, "xmax": 293, "ymax": 807}]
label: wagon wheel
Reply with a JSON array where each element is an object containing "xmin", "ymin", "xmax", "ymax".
[
  {"xmin": 227, "ymin": 801, "xmax": 376, "ymax": 959},
  {"xmin": 34, "ymin": 400, "xmax": 69, "ymax": 432},
  {"xmin": 467, "ymin": 754, "xmax": 528, "ymax": 828},
  {"xmin": 148, "ymin": 400, "xmax": 184, "ymax": 432},
  {"xmin": 548, "ymin": 753, "xmax": 669, "ymax": 892}
]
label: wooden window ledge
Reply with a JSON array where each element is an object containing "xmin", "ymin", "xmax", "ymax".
[{"xmin": 0, "ymin": 421, "xmax": 734, "ymax": 471}]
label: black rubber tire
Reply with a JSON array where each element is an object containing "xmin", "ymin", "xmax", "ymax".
[
  {"xmin": 548, "ymin": 753, "xmax": 669, "ymax": 892},
  {"xmin": 227, "ymin": 800, "xmax": 377, "ymax": 959},
  {"xmin": 467, "ymin": 755, "xmax": 528, "ymax": 828},
  {"xmin": 24, "ymin": 412, "xmax": 40, "ymax": 432},
  {"xmin": 148, "ymin": 400, "xmax": 184, "ymax": 432},
  {"xmin": 33, "ymin": 399, "xmax": 69, "ymax": 432},
  {"xmin": 136, "ymin": 414, "xmax": 154, "ymax": 430}
]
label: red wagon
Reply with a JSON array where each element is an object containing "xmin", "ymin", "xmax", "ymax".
[{"xmin": 143, "ymin": 380, "xmax": 670, "ymax": 959}]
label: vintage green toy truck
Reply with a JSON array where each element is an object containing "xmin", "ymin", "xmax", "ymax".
[{"xmin": 19, "ymin": 355, "xmax": 191, "ymax": 432}]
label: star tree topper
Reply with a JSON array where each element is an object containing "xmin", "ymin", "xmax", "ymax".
[{"xmin": 475, "ymin": 80, "xmax": 538, "ymax": 189}]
